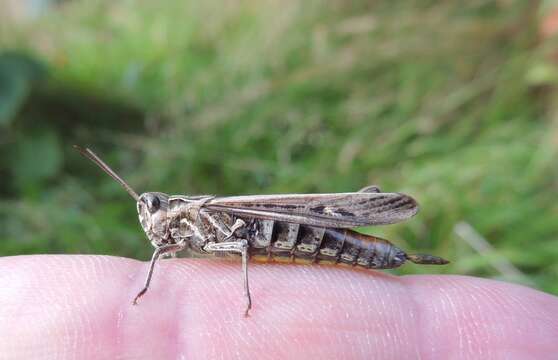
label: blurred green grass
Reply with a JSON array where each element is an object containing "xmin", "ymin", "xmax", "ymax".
[{"xmin": 1, "ymin": 1, "xmax": 557, "ymax": 293}]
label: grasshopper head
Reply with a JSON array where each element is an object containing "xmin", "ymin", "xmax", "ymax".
[{"xmin": 137, "ymin": 192, "xmax": 170, "ymax": 246}]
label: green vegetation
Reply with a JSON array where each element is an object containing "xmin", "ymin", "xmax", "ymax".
[{"xmin": 1, "ymin": 1, "xmax": 557, "ymax": 293}]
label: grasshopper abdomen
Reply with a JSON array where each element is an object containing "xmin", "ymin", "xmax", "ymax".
[{"xmin": 232, "ymin": 217, "xmax": 435, "ymax": 269}]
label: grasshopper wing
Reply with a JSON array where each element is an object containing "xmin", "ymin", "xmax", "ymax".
[{"xmin": 205, "ymin": 191, "xmax": 418, "ymax": 228}]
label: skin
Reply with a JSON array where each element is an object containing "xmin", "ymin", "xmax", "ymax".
[{"xmin": 0, "ymin": 255, "xmax": 557, "ymax": 359}]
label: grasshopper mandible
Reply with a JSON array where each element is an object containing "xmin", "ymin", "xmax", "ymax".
[{"xmin": 75, "ymin": 146, "xmax": 448, "ymax": 316}]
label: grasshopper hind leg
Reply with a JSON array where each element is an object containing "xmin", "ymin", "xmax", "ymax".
[{"xmin": 358, "ymin": 185, "xmax": 381, "ymax": 193}]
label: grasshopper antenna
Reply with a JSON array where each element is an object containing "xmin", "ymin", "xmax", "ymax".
[{"xmin": 74, "ymin": 145, "xmax": 140, "ymax": 202}]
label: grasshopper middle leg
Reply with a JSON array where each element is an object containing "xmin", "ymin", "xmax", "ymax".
[
  {"xmin": 203, "ymin": 239, "xmax": 251, "ymax": 316},
  {"xmin": 199, "ymin": 210, "xmax": 246, "ymax": 240}
]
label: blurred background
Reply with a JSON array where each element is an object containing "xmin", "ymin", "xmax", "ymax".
[{"xmin": 0, "ymin": 0, "xmax": 556, "ymax": 294}]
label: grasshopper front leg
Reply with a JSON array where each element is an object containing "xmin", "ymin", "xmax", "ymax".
[
  {"xmin": 133, "ymin": 241, "xmax": 186, "ymax": 305},
  {"xmin": 203, "ymin": 239, "xmax": 251, "ymax": 316}
]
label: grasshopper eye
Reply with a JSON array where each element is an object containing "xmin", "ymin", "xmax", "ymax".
[{"xmin": 146, "ymin": 195, "xmax": 160, "ymax": 213}]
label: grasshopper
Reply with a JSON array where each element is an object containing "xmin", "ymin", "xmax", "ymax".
[{"xmin": 75, "ymin": 146, "xmax": 448, "ymax": 316}]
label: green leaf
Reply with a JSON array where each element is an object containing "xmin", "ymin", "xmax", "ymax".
[
  {"xmin": 10, "ymin": 131, "xmax": 63, "ymax": 191},
  {"xmin": 0, "ymin": 52, "xmax": 47, "ymax": 126},
  {"xmin": 0, "ymin": 65, "xmax": 30, "ymax": 126}
]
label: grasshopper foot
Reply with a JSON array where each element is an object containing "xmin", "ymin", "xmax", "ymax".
[{"xmin": 132, "ymin": 288, "xmax": 147, "ymax": 305}]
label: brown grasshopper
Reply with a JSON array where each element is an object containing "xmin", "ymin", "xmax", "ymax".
[{"xmin": 75, "ymin": 146, "xmax": 448, "ymax": 316}]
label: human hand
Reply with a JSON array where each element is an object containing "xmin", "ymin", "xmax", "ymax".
[{"xmin": 0, "ymin": 255, "xmax": 557, "ymax": 359}]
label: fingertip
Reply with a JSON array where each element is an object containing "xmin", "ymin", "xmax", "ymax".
[
  {"xmin": 403, "ymin": 275, "xmax": 558, "ymax": 359},
  {"xmin": 0, "ymin": 255, "xmax": 143, "ymax": 359},
  {"xmin": 1, "ymin": 256, "xmax": 557, "ymax": 359}
]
